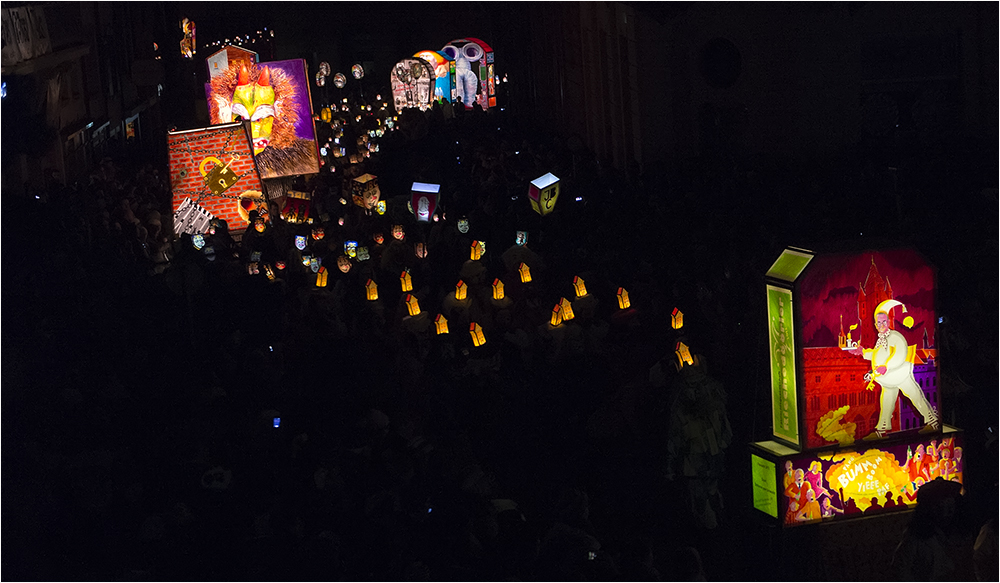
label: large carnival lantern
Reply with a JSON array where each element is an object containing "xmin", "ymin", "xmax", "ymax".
[
  {"xmin": 414, "ymin": 50, "xmax": 455, "ymax": 103},
  {"xmin": 390, "ymin": 57, "xmax": 435, "ymax": 112},
  {"xmin": 440, "ymin": 38, "xmax": 495, "ymax": 109}
]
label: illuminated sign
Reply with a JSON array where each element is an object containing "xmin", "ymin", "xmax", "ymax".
[
  {"xmin": 767, "ymin": 285, "xmax": 799, "ymax": 444},
  {"xmin": 528, "ymin": 173, "xmax": 560, "ymax": 216},
  {"xmin": 751, "ymin": 454, "xmax": 778, "ymax": 518}
]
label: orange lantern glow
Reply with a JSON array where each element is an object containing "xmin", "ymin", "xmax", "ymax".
[
  {"xmin": 405, "ymin": 294, "xmax": 421, "ymax": 316},
  {"xmin": 469, "ymin": 322, "xmax": 486, "ymax": 347},
  {"xmin": 435, "ymin": 314, "xmax": 449, "ymax": 334},
  {"xmin": 550, "ymin": 303, "xmax": 563, "ymax": 326},
  {"xmin": 337, "ymin": 255, "xmax": 352, "ymax": 273},
  {"xmin": 365, "ymin": 279, "xmax": 378, "ymax": 300},
  {"xmin": 671, "ymin": 308, "xmax": 684, "ymax": 329},
  {"xmin": 573, "ymin": 276, "xmax": 587, "ymax": 298},
  {"xmin": 559, "ymin": 297, "xmax": 575, "ymax": 321},
  {"xmin": 617, "ymin": 287, "xmax": 630, "ymax": 310},
  {"xmin": 392, "ymin": 225, "xmax": 405, "ymax": 240},
  {"xmin": 400, "ymin": 269, "xmax": 413, "ymax": 292},
  {"xmin": 470, "ymin": 240, "xmax": 484, "ymax": 260},
  {"xmin": 492, "ymin": 278, "xmax": 505, "ymax": 300},
  {"xmin": 455, "ymin": 280, "xmax": 468, "ymax": 300},
  {"xmin": 519, "ymin": 262, "xmax": 532, "ymax": 283},
  {"xmin": 675, "ymin": 341, "xmax": 694, "ymax": 368},
  {"xmin": 264, "ymin": 264, "xmax": 275, "ymax": 281},
  {"xmin": 315, "ymin": 266, "xmax": 328, "ymax": 287}
]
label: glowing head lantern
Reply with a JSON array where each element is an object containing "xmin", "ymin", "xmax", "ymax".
[
  {"xmin": 492, "ymin": 278, "xmax": 505, "ymax": 300},
  {"xmin": 351, "ymin": 173, "xmax": 380, "ymax": 209},
  {"xmin": 405, "ymin": 294, "xmax": 421, "ymax": 316},
  {"xmin": 515, "ymin": 230, "xmax": 528, "ymax": 246},
  {"xmin": 374, "ymin": 233, "xmax": 384, "ymax": 245},
  {"xmin": 455, "ymin": 280, "xmax": 468, "ymax": 301},
  {"xmin": 671, "ymin": 308, "xmax": 684, "ymax": 330},
  {"xmin": 573, "ymin": 276, "xmax": 588, "ymax": 298},
  {"xmin": 345, "ymin": 241, "xmax": 358, "ymax": 258},
  {"xmin": 519, "ymin": 262, "xmax": 532, "ymax": 283},
  {"xmin": 295, "ymin": 235, "xmax": 307, "ymax": 251},
  {"xmin": 410, "ymin": 182, "xmax": 441, "ymax": 222},
  {"xmin": 376, "ymin": 200, "xmax": 386, "ymax": 215},
  {"xmin": 457, "ymin": 218, "xmax": 470, "ymax": 234},
  {"xmin": 352, "ymin": 64, "xmax": 364, "ymax": 79},
  {"xmin": 365, "ymin": 279, "xmax": 378, "ymax": 301},
  {"xmin": 392, "ymin": 225, "xmax": 405, "ymax": 241},
  {"xmin": 312, "ymin": 227, "xmax": 325, "ymax": 240},
  {"xmin": 400, "ymin": 269, "xmax": 413, "ymax": 292},
  {"xmin": 357, "ymin": 247, "xmax": 370, "ymax": 261},
  {"xmin": 276, "ymin": 261, "xmax": 286, "ymax": 270},
  {"xmin": 435, "ymin": 314, "xmax": 449, "ymax": 334},
  {"xmin": 333, "ymin": 73, "xmax": 346, "ymax": 88},
  {"xmin": 309, "ymin": 257, "xmax": 321, "ymax": 273},
  {"xmin": 337, "ymin": 255, "xmax": 351, "ymax": 273},
  {"xmin": 528, "ymin": 173, "xmax": 560, "ymax": 216},
  {"xmin": 469, "ymin": 322, "xmax": 486, "ymax": 347},
  {"xmin": 192, "ymin": 234, "xmax": 206, "ymax": 250},
  {"xmin": 415, "ymin": 242, "xmax": 428, "ymax": 259},
  {"xmin": 254, "ymin": 218, "xmax": 266, "ymax": 233},
  {"xmin": 559, "ymin": 297, "xmax": 575, "ymax": 321},
  {"xmin": 617, "ymin": 287, "xmax": 630, "ymax": 310}
]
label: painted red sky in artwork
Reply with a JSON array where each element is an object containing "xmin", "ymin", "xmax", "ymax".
[{"xmin": 799, "ymin": 249, "xmax": 936, "ymax": 349}]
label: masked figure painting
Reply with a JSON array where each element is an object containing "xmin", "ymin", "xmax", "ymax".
[{"xmin": 210, "ymin": 63, "xmax": 318, "ymax": 179}]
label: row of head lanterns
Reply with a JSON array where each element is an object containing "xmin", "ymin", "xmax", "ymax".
[{"xmin": 316, "ymin": 61, "xmax": 364, "ymax": 88}]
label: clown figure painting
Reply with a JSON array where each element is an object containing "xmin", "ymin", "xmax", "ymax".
[{"xmin": 208, "ymin": 59, "xmax": 320, "ymax": 179}]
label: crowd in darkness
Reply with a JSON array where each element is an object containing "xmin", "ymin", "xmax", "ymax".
[{"xmin": 3, "ymin": 96, "xmax": 997, "ymax": 581}]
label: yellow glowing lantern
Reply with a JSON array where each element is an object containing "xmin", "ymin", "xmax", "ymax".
[
  {"xmin": 405, "ymin": 294, "xmax": 421, "ymax": 316},
  {"xmin": 675, "ymin": 341, "xmax": 694, "ymax": 368},
  {"xmin": 550, "ymin": 303, "xmax": 563, "ymax": 326},
  {"xmin": 435, "ymin": 314, "xmax": 449, "ymax": 334},
  {"xmin": 315, "ymin": 266, "xmax": 328, "ymax": 287},
  {"xmin": 519, "ymin": 262, "xmax": 532, "ymax": 283},
  {"xmin": 365, "ymin": 279, "xmax": 378, "ymax": 301},
  {"xmin": 617, "ymin": 287, "xmax": 630, "ymax": 310},
  {"xmin": 492, "ymin": 278, "xmax": 505, "ymax": 300},
  {"xmin": 470, "ymin": 240, "xmax": 484, "ymax": 261},
  {"xmin": 400, "ymin": 269, "xmax": 413, "ymax": 292},
  {"xmin": 469, "ymin": 322, "xmax": 486, "ymax": 347},
  {"xmin": 573, "ymin": 276, "xmax": 587, "ymax": 298},
  {"xmin": 455, "ymin": 280, "xmax": 468, "ymax": 301},
  {"xmin": 559, "ymin": 297, "xmax": 575, "ymax": 321},
  {"xmin": 671, "ymin": 308, "xmax": 684, "ymax": 329},
  {"xmin": 264, "ymin": 264, "xmax": 275, "ymax": 281}
]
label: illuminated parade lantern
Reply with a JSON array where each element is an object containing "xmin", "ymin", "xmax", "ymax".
[
  {"xmin": 411, "ymin": 182, "xmax": 441, "ymax": 222},
  {"xmin": 400, "ymin": 269, "xmax": 413, "ymax": 292},
  {"xmin": 492, "ymin": 278, "xmax": 505, "ymax": 300},
  {"xmin": 405, "ymin": 294, "xmax": 421, "ymax": 317},
  {"xmin": 365, "ymin": 279, "xmax": 378, "ymax": 301},
  {"xmin": 558, "ymin": 298, "xmax": 574, "ymax": 321},
  {"xmin": 435, "ymin": 314, "xmax": 449, "ymax": 335},
  {"xmin": 519, "ymin": 262, "xmax": 532, "ymax": 283},
  {"xmin": 414, "ymin": 50, "xmax": 456, "ymax": 103},
  {"xmin": 351, "ymin": 173, "xmax": 380, "ymax": 209},
  {"xmin": 671, "ymin": 307, "xmax": 684, "ymax": 329},
  {"xmin": 617, "ymin": 287, "xmax": 630, "ymax": 310},
  {"xmin": 550, "ymin": 303, "xmax": 563, "ymax": 327},
  {"xmin": 469, "ymin": 322, "xmax": 486, "ymax": 347},
  {"xmin": 206, "ymin": 45, "xmax": 258, "ymax": 80},
  {"xmin": 315, "ymin": 266, "xmax": 328, "ymax": 287},
  {"xmin": 392, "ymin": 225, "xmax": 405, "ymax": 240},
  {"xmin": 391, "ymin": 57, "xmax": 435, "ymax": 112},
  {"xmin": 528, "ymin": 173, "xmax": 560, "ymax": 216},
  {"xmin": 470, "ymin": 240, "xmax": 484, "ymax": 261},
  {"xmin": 674, "ymin": 341, "xmax": 694, "ymax": 368},
  {"xmin": 749, "ymin": 246, "xmax": 962, "ymax": 528},
  {"xmin": 455, "ymin": 280, "xmax": 468, "ymax": 301},
  {"xmin": 439, "ymin": 38, "xmax": 496, "ymax": 109},
  {"xmin": 572, "ymin": 276, "xmax": 587, "ymax": 298}
]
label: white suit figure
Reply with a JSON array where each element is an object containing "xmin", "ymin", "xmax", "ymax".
[
  {"xmin": 850, "ymin": 299, "xmax": 939, "ymax": 438},
  {"xmin": 454, "ymin": 53, "xmax": 478, "ymax": 108}
]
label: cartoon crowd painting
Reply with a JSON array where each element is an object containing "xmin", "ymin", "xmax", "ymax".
[{"xmin": 781, "ymin": 434, "xmax": 963, "ymax": 526}]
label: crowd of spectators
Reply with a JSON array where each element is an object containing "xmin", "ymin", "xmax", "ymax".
[{"xmin": 3, "ymin": 98, "xmax": 995, "ymax": 582}]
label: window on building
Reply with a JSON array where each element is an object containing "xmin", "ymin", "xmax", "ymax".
[
  {"xmin": 850, "ymin": 393, "xmax": 857, "ymax": 406},
  {"xmin": 835, "ymin": 374, "xmax": 841, "ymax": 382},
  {"xmin": 850, "ymin": 374, "xmax": 856, "ymax": 382},
  {"xmin": 828, "ymin": 396, "xmax": 836, "ymax": 409},
  {"xmin": 815, "ymin": 376, "xmax": 821, "ymax": 384},
  {"xmin": 838, "ymin": 394, "xmax": 847, "ymax": 407}
]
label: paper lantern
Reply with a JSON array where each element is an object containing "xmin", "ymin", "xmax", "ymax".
[
  {"xmin": 365, "ymin": 279, "xmax": 378, "ymax": 301},
  {"xmin": 376, "ymin": 200, "xmax": 386, "ymax": 215},
  {"xmin": 333, "ymin": 72, "xmax": 346, "ymax": 88},
  {"xmin": 671, "ymin": 308, "xmax": 684, "ymax": 329},
  {"xmin": 320, "ymin": 106, "xmax": 333, "ymax": 123},
  {"xmin": 528, "ymin": 173, "xmax": 560, "ymax": 216},
  {"xmin": 337, "ymin": 255, "xmax": 351, "ymax": 273},
  {"xmin": 515, "ymin": 230, "xmax": 528, "ymax": 246},
  {"xmin": 492, "ymin": 278, "xmax": 505, "ymax": 300},
  {"xmin": 573, "ymin": 276, "xmax": 587, "ymax": 298},
  {"xmin": 312, "ymin": 227, "xmax": 325, "ymax": 240},
  {"xmin": 276, "ymin": 261, "xmax": 286, "ymax": 270},
  {"xmin": 455, "ymin": 280, "xmax": 468, "ymax": 300},
  {"xmin": 458, "ymin": 218, "xmax": 470, "ymax": 233},
  {"xmin": 352, "ymin": 64, "xmax": 364, "ymax": 79},
  {"xmin": 469, "ymin": 322, "xmax": 486, "ymax": 347},
  {"xmin": 315, "ymin": 266, "xmax": 328, "ymax": 287},
  {"xmin": 264, "ymin": 264, "xmax": 275, "ymax": 281},
  {"xmin": 675, "ymin": 341, "xmax": 694, "ymax": 368},
  {"xmin": 392, "ymin": 225, "xmax": 405, "ymax": 240},
  {"xmin": 559, "ymin": 297, "xmax": 575, "ymax": 321},
  {"xmin": 373, "ymin": 233, "xmax": 384, "ymax": 245},
  {"xmin": 319, "ymin": 61, "xmax": 331, "ymax": 76},
  {"xmin": 435, "ymin": 314, "xmax": 449, "ymax": 334},
  {"xmin": 345, "ymin": 240, "xmax": 358, "ymax": 258},
  {"xmin": 352, "ymin": 173, "xmax": 380, "ymax": 209},
  {"xmin": 295, "ymin": 235, "xmax": 307, "ymax": 250},
  {"xmin": 400, "ymin": 269, "xmax": 413, "ymax": 292},
  {"xmin": 192, "ymin": 234, "xmax": 206, "ymax": 249},
  {"xmin": 411, "ymin": 182, "xmax": 441, "ymax": 222},
  {"xmin": 550, "ymin": 303, "xmax": 563, "ymax": 326},
  {"xmin": 617, "ymin": 287, "xmax": 630, "ymax": 310},
  {"xmin": 415, "ymin": 242, "xmax": 427, "ymax": 259},
  {"xmin": 405, "ymin": 294, "xmax": 421, "ymax": 316},
  {"xmin": 247, "ymin": 262, "xmax": 259, "ymax": 275},
  {"xmin": 357, "ymin": 247, "xmax": 370, "ymax": 261},
  {"xmin": 470, "ymin": 240, "xmax": 485, "ymax": 261},
  {"xmin": 519, "ymin": 262, "xmax": 532, "ymax": 283}
]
